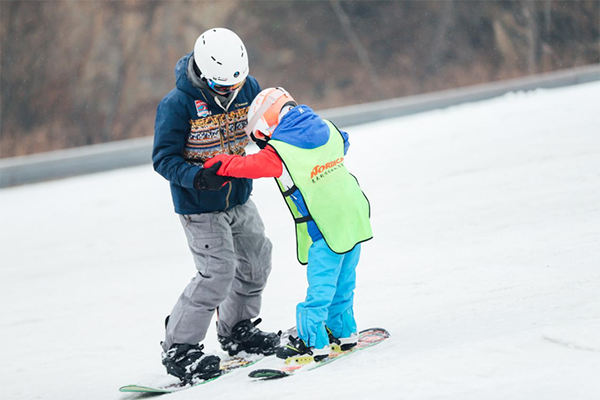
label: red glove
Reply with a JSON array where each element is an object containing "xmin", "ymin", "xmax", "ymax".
[
  {"xmin": 203, "ymin": 147, "xmax": 283, "ymax": 179},
  {"xmin": 203, "ymin": 154, "xmax": 235, "ymax": 174}
]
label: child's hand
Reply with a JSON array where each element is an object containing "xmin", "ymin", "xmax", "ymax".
[
  {"xmin": 204, "ymin": 154, "xmax": 236, "ymax": 176},
  {"xmin": 202, "ymin": 147, "xmax": 280, "ymax": 180}
]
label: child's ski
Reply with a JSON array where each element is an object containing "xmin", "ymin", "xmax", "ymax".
[{"xmin": 248, "ymin": 327, "xmax": 390, "ymax": 380}]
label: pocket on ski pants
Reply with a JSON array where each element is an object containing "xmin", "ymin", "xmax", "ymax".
[{"xmin": 180, "ymin": 214, "xmax": 231, "ymax": 278}]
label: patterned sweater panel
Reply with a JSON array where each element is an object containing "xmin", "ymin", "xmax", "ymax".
[{"xmin": 184, "ymin": 107, "xmax": 250, "ymax": 165}]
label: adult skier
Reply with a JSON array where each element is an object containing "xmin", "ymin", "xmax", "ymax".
[
  {"xmin": 152, "ymin": 28, "xmax": 279, "ymax": 382},
  {"xmin": 204, "ymin": 87, "xmax": 373, "ymax": 363}
]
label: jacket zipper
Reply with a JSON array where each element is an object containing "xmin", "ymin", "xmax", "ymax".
[
  {"xmin": 225, "ymin": 113, "xmax": 233, "ymax": 154},
  {"xmin": 213, "ymin": 91, "xmax": 240, "ymax": 211},
  {"xmin": 224, "ymin": 181, "xmax": 233, "ymax": 210}
]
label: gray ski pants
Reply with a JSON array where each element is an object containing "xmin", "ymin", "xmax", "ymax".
[{"xmin": 162, "ymin": 200, "xmax": 273, "ymax": 351}]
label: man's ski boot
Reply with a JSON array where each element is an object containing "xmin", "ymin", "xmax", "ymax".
[
  {"xmin": 218, "ymin": 318, "xmax": 280, "ymax": 356},
  {"xmin": 162, "ymin": 343, "xmax": 221, "ymax": 383},
  {"xmin": 276, "ymin": 335, "xmax": 330, "ymax": 365},
  {"xmin": 326, "ymin": 326, "xmax": 358, "ymax": 353}
]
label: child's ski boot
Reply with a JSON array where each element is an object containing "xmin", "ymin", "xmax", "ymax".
[
  {"xmin": 326, "ymin": 326, "xmax": 358, "ymax": 353},
  {"xmin": 276, "ymin": 335, "xmax": 329, "ymax": 365}
]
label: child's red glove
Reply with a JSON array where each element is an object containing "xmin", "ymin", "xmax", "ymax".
[{"xmin": 203, "ymin": 154, "xmax": 235, "ymax": 175}]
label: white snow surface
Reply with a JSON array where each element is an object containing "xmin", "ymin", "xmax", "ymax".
[{"xmin": 1, "ymin": 81, "xmax": 600, "ymax": 400}]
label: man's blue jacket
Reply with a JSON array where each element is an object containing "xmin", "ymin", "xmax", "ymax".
[{"xmin": 153, "ymin": 52, "xmax": 261, "ymax": 214}]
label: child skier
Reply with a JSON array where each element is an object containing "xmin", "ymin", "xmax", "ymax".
[{"xmin": 204, "ymin": 87, "xmax": 372, "ymax": 363}]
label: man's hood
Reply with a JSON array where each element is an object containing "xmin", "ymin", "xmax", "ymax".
[
  {"xmin": 271, "ymin": 105, "xmax": 329, "ymax": 149},
  {"xmin": 174, "ymin": 52, "xmax": 203, "ymax": 98},
  {"xmin": 175, "ymin": 52, "xmax": 244, "ymax": 110}
]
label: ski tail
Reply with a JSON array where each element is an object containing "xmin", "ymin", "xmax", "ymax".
[
  {"xmin": 248, "ymin": 327, "xmax": 390, "ymax": 380},
  {"xmin": 248, "ymin": 369, "xmax": 289, "ymax": 380}
]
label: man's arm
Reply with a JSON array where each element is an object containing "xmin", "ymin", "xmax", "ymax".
[
  {"xmin": 152, "ymin": 97, "xmax": 201, "ymax": 189},
  {"xmin": 204, "ymin": 145, "xmax": 283, "ymax": 179}
]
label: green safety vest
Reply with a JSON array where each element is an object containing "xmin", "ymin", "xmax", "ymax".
[{"xmin": 269, "ymin": 120, "xmax": 372, "ymax": 264}]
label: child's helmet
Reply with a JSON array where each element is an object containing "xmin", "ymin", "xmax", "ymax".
[
  {"xmin": 246, "ymin": 87, "xmax": 296, "ymax": 140},
  {"xmin": 194, "ymin": 28, "xmax": 248, "ymax": 94}
]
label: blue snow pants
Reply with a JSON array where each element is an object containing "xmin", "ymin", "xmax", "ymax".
[{"xmin": 296, "ymin": 239, "xmax": 361, "ymax": 349}]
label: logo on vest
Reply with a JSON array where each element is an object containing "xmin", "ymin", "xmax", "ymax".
[{"xmin": 310, "ymin": 157, "xmax": 344, "ymax": 183}]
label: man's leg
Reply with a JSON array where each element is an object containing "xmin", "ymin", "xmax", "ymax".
[
  {"xmin": 162, "ymin": 212, "xmax": 236, "ymax": 352},
  {"xmin": 296, "ymin": 240, "xmax": 344, "ymax": 349},
  {"xmin": 326, "ymin": 244, "xmax": 361, "ymax": 339},
  {"xmin": 216, "ymin": 199, "xmax": 273, "ymax": 336}
]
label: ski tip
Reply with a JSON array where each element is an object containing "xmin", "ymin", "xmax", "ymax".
[
  {"xmin": 119, "ymin": 385, "xmax": 169, "ymax": 393},
  {"xmin": 248, "ymin": 369, "xmax": 289, "ymax": 380},
  {"xmin": 360, "ymin": 327, "xmax": 390, "ymax": 337}
]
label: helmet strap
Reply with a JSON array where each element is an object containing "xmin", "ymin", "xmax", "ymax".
[
  {"xmin": 250, "ymin": 132, "xmax": 270, "ymax": 149},
  {"xmin": 247, "ymin": 88, "xmax": 288, "ymax": 138}
]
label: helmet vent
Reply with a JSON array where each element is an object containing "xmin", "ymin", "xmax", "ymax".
[{"xmin": 211, "ymin": 56, "xmax": 223, "ymax": 65}]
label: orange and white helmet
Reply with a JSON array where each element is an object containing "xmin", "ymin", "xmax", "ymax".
[{"xmin": 245, "ymin": 87, "xmax": 296, "ymax": 140}]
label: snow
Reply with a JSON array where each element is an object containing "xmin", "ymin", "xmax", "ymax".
[{"xmin": 1, "ymin": 81, "xmax": 600, "ymax": 400}]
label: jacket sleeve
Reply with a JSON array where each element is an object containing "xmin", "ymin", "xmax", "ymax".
[
  {"xmin": 152, "ymin": 96, "xmax": 201, "ymax": 189},
  {"xmin": 204, "ymin": 146, "xmax": 283, "ymax": 179},
  {"xmin": 339, "ymin": 129, "xmax": 350, "ymax": 155}
]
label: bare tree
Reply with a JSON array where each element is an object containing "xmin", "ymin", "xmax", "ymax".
[
  {"xmin": 329, "ymin": 0, "xmax": 384, "ymax": 98},
  {"xmin": 524, "ymin": 0, "xmax": 539, "ymax": 74},
  {"xmin": 103, "ymin": 1, "xmax": 159, "ymax": 142},
  {"xmin": 426, "ymin": 0, "xmax": 455, "ymax": 73}
]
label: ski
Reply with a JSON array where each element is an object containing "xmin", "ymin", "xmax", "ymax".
[
  {"xmin": 119, "ymin": 356, "xmax": 261, "ymax": 393},
  {"xmin": 119, "ymin": 326, "xmax": 296, "ymax": 393},
  {"xmin": 248, "ymin": 327, "xmax": 390, "ymax": 380}
]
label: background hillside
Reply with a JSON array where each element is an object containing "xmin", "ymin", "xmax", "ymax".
[{"xmin": 1, "ymin": 0, "xmax": 599, "ymax": 157}]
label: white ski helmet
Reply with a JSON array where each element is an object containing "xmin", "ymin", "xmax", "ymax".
[
  {"xmin": 194, "ymin": 28, "xmax": 249, "ymax": 94},
  {"xmin": 246, "ymin": 87, "xmax": 297, "ymax": 139}
]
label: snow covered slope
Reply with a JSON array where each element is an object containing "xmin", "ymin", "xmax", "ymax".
[{"xmin": 1, "ymin": 81, "xmax": 599, "ymax": 400}]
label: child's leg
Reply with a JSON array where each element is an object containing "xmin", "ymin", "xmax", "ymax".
[
  {"xmin": 326, "ymin": 244, "xmax": 361, "ymax": 339},
  {"xmin": 296, "ymin": 240, "xmax": 344, "ymax": 349}
]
